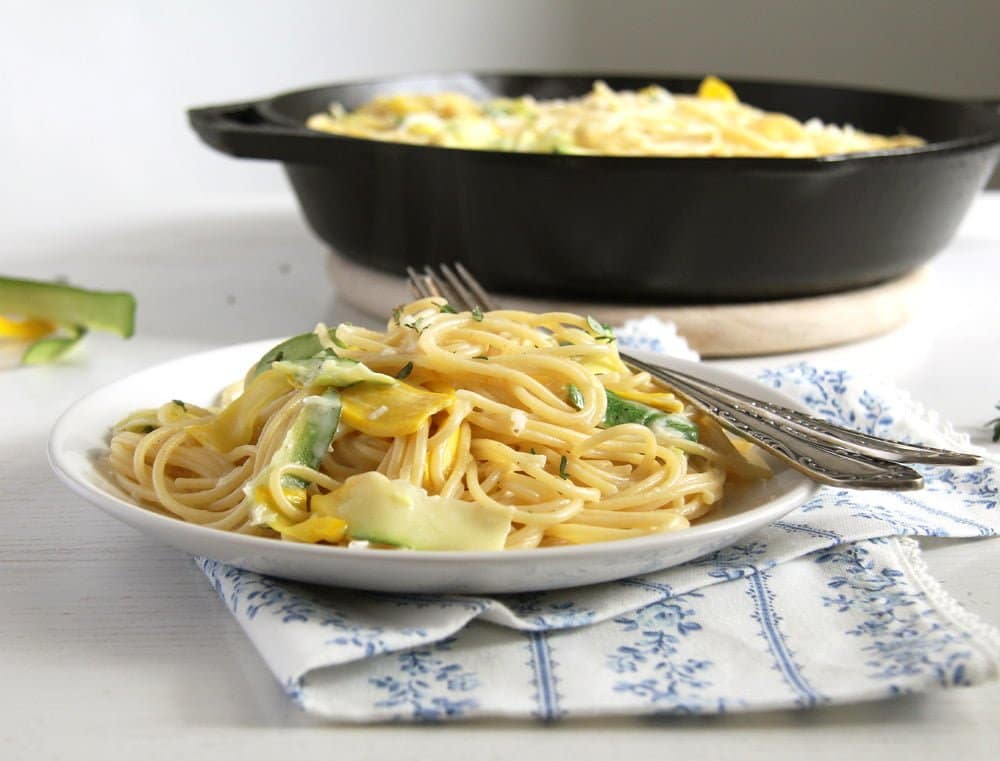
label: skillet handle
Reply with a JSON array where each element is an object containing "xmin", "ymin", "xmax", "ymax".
[{"xmin": 187, "ymin": 101, "xmax": 327, "ymax": 162}]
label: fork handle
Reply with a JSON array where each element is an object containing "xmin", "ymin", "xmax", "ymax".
[
  {"xmin": 658, "ymin": 365, "xmax": 981, "ymax": 466},
  {"xmin": 624, "ymin": 355, "xmax": 924, "ymax": 490}
]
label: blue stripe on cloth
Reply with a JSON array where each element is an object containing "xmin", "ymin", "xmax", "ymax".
[
  {"xmin": 895, "ymin": 493, "xmax": 995, "ymax": 537},
  {"xmin": 525, "ymin": 631, "xmax": 562, "ymax": 720},
  {"xmin": 773, "ymin": 520, "xmax": 843, "ymax": 543},
  {"xmin": 618, "ymin": 577, "xmax": 674, "ymax": 596},
  {"xmin": 375, "ymin": 592, "xmax": 489, "ymax": 612},
  {"xmin": 746, "ymin": 572, "xmax": 826, "ymax": 709}
]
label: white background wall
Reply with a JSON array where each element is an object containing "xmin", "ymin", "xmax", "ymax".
[{"xmin": 2, "ymin": 0, "xmax": 998, "ymax": 225}]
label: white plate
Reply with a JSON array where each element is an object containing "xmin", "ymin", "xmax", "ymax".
[{"xmin": 48, "ymin": 342, "xmax": 819, "ymax": 594}]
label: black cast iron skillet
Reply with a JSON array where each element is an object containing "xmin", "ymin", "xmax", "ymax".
[{"xmin": 189, "ymin": 73, "xmax": 1000, "ymax": 303}]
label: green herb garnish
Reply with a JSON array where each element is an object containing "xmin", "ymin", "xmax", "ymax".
[
  {"xmin": 395, "ymin": 361, "xmax": 414, "ymax": 380},
  {"xmin": 172, "ymin": 399, "xmax": 187, "ymax": 411},
  {"xmin": 558, "ymin": 455, "xmax": 569, "ymax": 479},
  {"xmin": 405, "ymin": 316, "xmax": 429, "ymax": 335},
  {"xmin": 439, "ymin": 303, "xmax": 458, "ymax": 314},
  {"xmin": 602, "ymin": 390, "xmax": 698, "ymax": 442},
  {"xmin": 391, "ymin": 306, "xmax": 403, "ymax": 325},
  {"xmin": 566, "ymin": 383, "xmax": 584, "ymax": 410},
  {"xmin": 586, "ymin": 315, "xmax": 615, "ymax": 342},
  {"xmin": 249, "ymin": 332, "xmax": 328, "ymax": 380},
  {"xmin": 471, "ymin": 306, "xmax": 484, "ymax": 322}
]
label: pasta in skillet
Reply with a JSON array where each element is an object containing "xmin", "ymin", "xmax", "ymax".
[
  {"xmin": 306, "ymin": 76, "xmax": 924, "ymax": 158},
  {"xmin": 106, "ymin": 299, "xmax": 769, "ymax": 551}
]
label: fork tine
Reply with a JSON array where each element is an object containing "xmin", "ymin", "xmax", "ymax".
[
  {"xmin": 424, "ymin": 265, "xmax": 465, "ymax": 308},
  {"xmin": 453, "ymin": 262, "xmax": 500, "ymax": 311},
  {"xmin": 406, "ymin": 266, "xmax": 436, "ymax": 300},
  {"xmin": 438, "ymin": 263, "xmax": 478, "ymax": 312}
]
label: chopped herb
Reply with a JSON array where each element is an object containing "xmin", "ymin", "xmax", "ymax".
[
  {"xmin": 172, "ymin": 399, "xmax": 187, "ymax": 411},
  {"xmin": 530, "ymin": 447, "xmax": 537, "ymax": 455},
  {"xmin": 585, "ymin": 315, "xmax": 606, "ymax": 334},
  {"xmin": 474, "ymin": 355, "xmax": 489, "ymax": 360},
  {"xmin": 395, "ymin": 361, "xmax": 414, "ymax": 380},
  {"xmin": 586, "ymin": 315, "xmax": 616, "ymax": 342},
  {"xmin": 566, "ymin": 383, "xmax": 584, "ymax": 410},
  {"xmin": 558, "ymin": 455, "xmax": 569, "ymax": 479},
  {"xmin": 141, "ymin": 425, "xmax": 156, "ymax": 434},
  {"xmin": 439, "ymin": 303, "xmax": 458, "ymax": 314},
  {"xmin": 391, "ymin": 306, "xmax": 403, "ymax": 325},
  {"xmin": 471, "ymin": 306, "xmax": 483, "ymax": 322},
  {"xmin": 989, "ymin": 403, "xmax": 1000, "ymax": 442},
  {"xmin": 602, "ymin": 390, "xmax": 698, "ymax": 442},
  {"xmin": 404, "ymin": 316, "xmax": 429, "ymax": 335},
  {"xmin": 249, "ymin": 332, "xmax": 326, "ymax": 379}
]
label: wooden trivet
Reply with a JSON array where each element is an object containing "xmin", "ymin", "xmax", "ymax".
[{"xmin": 327, "ymin": 252, "xmax": 928, "ymax": 357}]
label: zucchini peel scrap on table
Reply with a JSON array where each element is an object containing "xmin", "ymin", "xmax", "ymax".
[{"xmin": 0, "ymin": 276, "xmax": 136, "ymax": 364}]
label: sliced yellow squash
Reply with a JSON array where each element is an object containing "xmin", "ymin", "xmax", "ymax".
[
  {"xmin": 698, "ymin": 75, "xmax": 738, "ymax": 102},
  {"xmin": 340, "ymin": 382, "xmax": 453, "ymax": 437},
  {"xmin": 188, "ymin": 369, "xmax": 293, "ymax": 452}
]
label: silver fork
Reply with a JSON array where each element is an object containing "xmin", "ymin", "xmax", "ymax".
[{"xmin": 407, "ymin": 263, "xmax": 982, "ymax": 491}]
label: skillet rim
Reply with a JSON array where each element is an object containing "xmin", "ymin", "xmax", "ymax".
[{"xmin": 251, "ymin": 69, "xmax": 1000, "ymax": 166}]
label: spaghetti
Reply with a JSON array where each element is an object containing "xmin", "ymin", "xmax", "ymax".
[
  {"xmin": 106, "ymin": 299, "xmax": 769, "ymax": 550},
  {"xmin": 306, "ymin": 76, "xmax": 924, "ymax": 158}
]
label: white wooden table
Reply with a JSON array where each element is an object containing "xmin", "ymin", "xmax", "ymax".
[{"xmin": 2, "ymin": 194, "xmax": 998, "ymax": 760}]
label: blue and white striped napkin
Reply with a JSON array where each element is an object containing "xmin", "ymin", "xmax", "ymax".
[{"xmin": 198, "ymin": 320, "xmax": 1000, "ymax": 721}]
